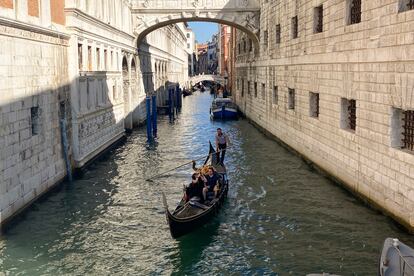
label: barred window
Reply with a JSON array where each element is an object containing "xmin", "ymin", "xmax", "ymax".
[
  {"xmin": 275, "ymin": 24, "xmax": 281, "ymax": 44},
  {"xmin": 399, "ymin": 0, "xmax": 414, "ymax": 12},
  {"xmin": 341, "ymin": 98, "xmax": 356, "ymax": 131},
  {"xmin": 309, "ymin": 92, "xmax": 320, "ymax": 118},
  {"xmin": 291, "ymin": 16, "xmax": 298, "ymax": 39},
  {"xmin": 347, "ymin": 0, "xmax": 361, "ymax": 25},
  {"xmin": 288, "ymin": 88, "xmax": 295, "ymax": 110},
  {"xmin": 31, "ymin": 106, "xmax": 40, "ymax": 136},
  {"xmin": 261, "ymin": 83, "xmax": 266, "ymax": 99},
  {"xmin": 273, "ymin": 86, "xmax": 278, "ymax": 105},
  {"xmin": 314, "ymin": 6, "xmax": 323, "ymax": 33},
  {"xmin": 254, "ymin": 82, "xmax": 258, "ymax": 98}
]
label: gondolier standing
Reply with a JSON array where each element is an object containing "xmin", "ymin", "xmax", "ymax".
[{"xmin": 215, "ymin": 128, "xmax": 230, "ymax": 165}]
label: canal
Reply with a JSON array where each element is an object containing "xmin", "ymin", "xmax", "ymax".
[{"xmin": 0, "ymin": 91, "xmax": 413, "ymax": 275}]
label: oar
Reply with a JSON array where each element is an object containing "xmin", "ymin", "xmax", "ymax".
[{"xmin": 145, "ymin": 147, "xmax": 229, "ymax": 182}]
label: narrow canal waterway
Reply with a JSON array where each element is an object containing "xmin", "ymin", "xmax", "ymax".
[{"xmin": 1, "ymin": 91, "xmax": 413, "ymax": 275}]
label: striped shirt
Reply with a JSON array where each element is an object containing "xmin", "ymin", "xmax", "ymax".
[{"xmin": 216, "ymin": 133, "xmax": 228, "ymax": 145}]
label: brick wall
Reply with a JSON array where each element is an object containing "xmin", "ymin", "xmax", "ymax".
[
  {"xmin": 28, "ymin": 0, "xmax": 39, "ymax": 17},
  {"xmin": 234, "ymin": 0, "xmax": 414, "ymax": 230},
  {"xmin": 0, "ymin": 0, "xmax": 13, "ymax": 9},
  {"xmin": 50, "ymin": 0, "xmax": 65, "ymax": 25}
]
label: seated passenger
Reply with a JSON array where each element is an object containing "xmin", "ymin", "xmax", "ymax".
[
  {"xmin": 192, "ymin": 160, "xmax": 209, "ymax": 175},
  {"xmin": 201, "ymin": 167, "xmax": 220, "ymax": 202},
  {"xmin": 185, "ymin": 173, "xmax": 204, "ymax": 202}
]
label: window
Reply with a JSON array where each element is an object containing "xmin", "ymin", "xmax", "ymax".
[
  {"xmin": 113, "ymin": 85, "xmax": 116, "ymax": 100},
  {"xmin": 263, "ymin": 30, "xmax": 268, "ymax": 47},
  {"xmin": 392, "ymin": 108, "xmax": 414, "ymax": 151},
  {"xmin": 291, "ymin": 16, "xmax": 298, "ymax": 39},
  {"xmin": 31, "ymin": 106, "xmax": 40, "ymax": 135},
  {"xmin": 241, "ymin": 79, "xmax": 245, "ymax": 97},
  {"xmin": 238, "ymin": 43, "xmax": 241, "ymax": 55},
  {"xmin": 254, "ymin": 82, "xmax": 258, "ymax": 98},
  {"xmin": 88, "ymin": 46, "xmax": 92, "ymax": 71},
  {"xmin": 78, "ymin": 44, "xmax": 83, "ymax": 70},
  {"xmin": 309, "ymin": 92, "xmax": 320, "ymax": 118},
  {"xmin": 96, "ymin": 48, "xmax": 100, "ymax": 70},
  {"xmin": 314, "ymin": 5, "xmax": 323, "ymax": 33},
  {"xmin": 187, "ymin": 33, "xmax": 190, "ymax": 38},
  {"xmin": 288, "ymin": 88, "xmax": 295, "ymax": 110},
  {"xmin": 249, "ymin": 39, "xmax": 253, "ymax": 52},
  {"xmin": 275, "ymin": 24, "xmax": 281, "ymax": 44},
  {"xmin": 104, "ymin": 49, "xmax": 108, "ymax": 70},
  {"xmin": 247, "ymin": 81, "xmax": 251, "ymax": 95},
  {"xmin": 187, "ymin": 43, "xmax": 190, "ymax": 49},
  {"xmin": 243, "ymin": 39, "xmax": 247, "ymax": 52},
  {"xmin": 347, "ymin": 0, "xmax": 361, "ymax": 25},
  {"xmin": 399, "ymin": 0, "xmax": 414, "ymax": 12},
  {"xmin": 273, "ymin": 86, "xmax": 278, "ymax": 105},
  {"xmin": 261, "ymin": 83, "xmax": 266, "ymax": 99},
  {"xmin": 341, "ymin": 98, "xmax": 357, "ymax": 131}
]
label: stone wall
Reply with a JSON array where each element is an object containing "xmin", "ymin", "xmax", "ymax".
[
  {"xmin": 234, "ymin": 0, "xmax": 414, "ymax": 230},
  {"xmin": 0, "ymin": 20, "xmax": 70, "ymax": 225}
]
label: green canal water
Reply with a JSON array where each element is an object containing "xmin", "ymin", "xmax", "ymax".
[{"xmin": 1, "ymin": 92, "xmax": 413, "ymax": 275}]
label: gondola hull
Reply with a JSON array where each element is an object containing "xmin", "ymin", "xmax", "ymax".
[{"xmin": 164, "ymin": 184, "xmax": 228, "ymax": 238}]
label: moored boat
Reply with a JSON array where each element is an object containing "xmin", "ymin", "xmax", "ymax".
[
  {"xmin": 162, "ymin": 143, "xmax": 229, "ymax": 239},
  {"xmin": 379, "ymin": 238, "xmax": 414, "ymax": 276},
  {"xmin": 210, "ymin": 97, "xmax": 238, "ymax": 120}
]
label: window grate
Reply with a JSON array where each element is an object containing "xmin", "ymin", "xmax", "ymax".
[
  {"xmin": 350, "ymin": 0, "xmax": 361, "ymax": 24},
  {"xmin": 402, "ymin": 110, "xmax": 414, "ymax": 151},
  {"xmin": 315, "ymin": 6, "xmax": 323, "ymax": 33},
  {"xmin": 348, "ymin": 99, "xmax": 356, "ymax": 130},
  {"xmin": 292, "ymin": 16, "xmax": 298, "ymax": 39},
  {"xmin": 408, "ymin": 0, "xmax": 414, "ymax": 10}
]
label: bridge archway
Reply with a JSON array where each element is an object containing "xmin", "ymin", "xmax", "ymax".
[{"xmin": 131, "ymin": 0, "xmax": 261, "ymax": 53}]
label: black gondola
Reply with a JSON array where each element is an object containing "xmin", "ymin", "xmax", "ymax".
[{"xmin": 162, "ymin": 143, "xmax": 229, "ymax": 239}]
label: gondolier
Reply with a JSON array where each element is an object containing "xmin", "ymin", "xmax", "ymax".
[{"xmin": 215, "ymin": 128, "xmax": 230, "ymax": 165}]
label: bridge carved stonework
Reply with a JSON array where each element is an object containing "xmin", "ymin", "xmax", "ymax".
[{"xmin": 131, "ymin": 0, "xmax": 261, "ymax": 49}]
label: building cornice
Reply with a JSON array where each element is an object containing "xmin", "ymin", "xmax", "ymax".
[
  {"xmin": 65, "ymin": 8, "xmax": 135, "ymax": 41},
  {"xmin": 0, "ymin": 16, "xmax": 70, "ymax": 43}
]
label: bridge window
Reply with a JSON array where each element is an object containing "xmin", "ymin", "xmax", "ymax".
[
  {"xmin": 254, "ymin": 82, "xmax": 258, "ymax": 98},
  {"xmin": 291, "ymin": 16, "xmax": 298, "ymax": 39},
  {"xmin": 31, "ymin": 106, "xmax": 40, "ymax": 136},
  {"xmin": 243, "ymin": 39, "xmax": 247, "ymax": 52},
  {"xmin": 391, "ymin": 108, "xmax": 414, "ymax": 152},
  {"xmin": 347, "ymin": 0, "xmax": 361, "ymax": 25},
  {"xmin": 309, "ymin": 92, "xmax": 320, "ymax": 118},
  {"xmin": 341, "ymin": 98, "xmax": 357, "ymax": 131},
  {"xmin": 104, "ymin": 49, "xmax": 108, "ymax": 70},
  {"xmin": 314, "ymin": 5, "xmax": 323, "ymax": 33},
  {"xmin": 275, "ymin": 24, "xmax": 281, "ymax": 44},
  {"xmin": 78, "ymin": 44, "xmax": 83, "ymax": 71},
  {"xmin": 273, "ymin": 86, "xmax": 278, "ymax": 105},
  {"xmin": 288, "ymin": 88, "xmax": 295, "ymax": 110},
  {"xmin": 399, "ymin": 0, "xmax": 414, "ymax": 12},
  {"xmin": 249, "ymin": 39, "xmax": 253, "ymax": 52}
]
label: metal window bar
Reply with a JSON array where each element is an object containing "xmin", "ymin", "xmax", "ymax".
[
  {"xmin": 348, "ymin": 99, "xmax": 356, "ymax": 130},
  {"xmin": 316, "ymin": 6, "xmax": 323, "ymax": 33},
  {"xmin": 408, "ymin": 0, "xmax": 414, "ymax": 10},
  {"xmin": 350, "ymin": 0, "xmax": 361, "ymax": 24},
  {"xmin": 402, "ymin": 110, "xmax": 414, "ymax": 151}
]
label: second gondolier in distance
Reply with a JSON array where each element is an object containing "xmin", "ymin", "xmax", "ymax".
[{"xmin": 215, "ymin": 128, "xmax": 230, "ymax": 165}]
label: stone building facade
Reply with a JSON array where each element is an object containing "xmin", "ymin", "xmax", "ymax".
[
  {"xmin": 0, "ymin": 0, "xmax": 189, "ymax": 227},
  {"xmin": 234, "ymin": 0, "xmax": 414, "ymax": 230}
]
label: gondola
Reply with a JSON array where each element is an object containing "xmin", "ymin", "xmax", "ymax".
[{"xmin": 162, "ymin": 143, "xmax": 229, "ymax": 239}]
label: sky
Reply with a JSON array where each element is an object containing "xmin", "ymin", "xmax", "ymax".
[{"xmin": 188, "ymin": 22, "xmax": 219, "ymax": 44}]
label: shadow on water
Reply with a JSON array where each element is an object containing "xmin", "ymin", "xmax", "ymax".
[{"xmin": 171, "ymin": 218, "xmax": 221, "ymax": 275}]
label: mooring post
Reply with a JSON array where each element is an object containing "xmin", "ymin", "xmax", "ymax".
[
  {"xmin": 168, "ymin": 88, "xmax": 173, "ymax": 121},
  {"xmin": 152, "ymin": 95, "xmax": 157, "ymax": 138},
  {"xmin": 146, "ymin": 96, "xmax": 152, "ymax": 141}
]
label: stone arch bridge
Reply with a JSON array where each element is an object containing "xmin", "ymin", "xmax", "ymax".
[
  {"xmin": 190, "ymin": 74, "xmax": 226, "ymax": 86},
  {"xmin": 131, "ymin": 0, "xmax": 261, "ymax": 50}
]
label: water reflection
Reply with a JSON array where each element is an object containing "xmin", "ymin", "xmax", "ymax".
[{"xmin": 0, "ymin": 91, "xmax": 413, "ymax": 275}]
